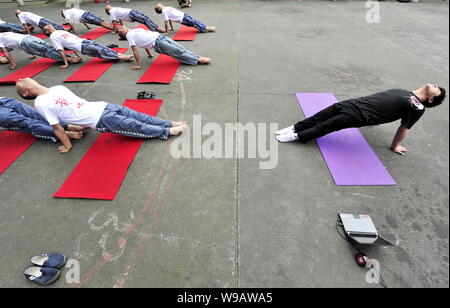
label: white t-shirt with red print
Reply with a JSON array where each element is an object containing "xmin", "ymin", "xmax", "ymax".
[
  {"xmin": 18, "ymin": 12, "xmax": 43, "ymax": 27},
  {"xmin": 35, "ymin": 86, "xmax": 107, "ymax": 128},
  {"xmin": 50, "ymin": 30, "xmax": 84, "ymax": 52},
  {"xmin": 161, "ymin": 7, "xmax": 185, "ymax": 23}
]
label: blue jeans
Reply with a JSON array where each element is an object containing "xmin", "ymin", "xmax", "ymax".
[
  {"xmin": 38, "ymin": 18, "xmax": 64, "ymax": 30},
  {"xmin": 0, "ymin": 22, "xmax": 26, "ymax": 33},
  {"xmin": 20, "ymin": 36, "xmax": 65, "ymax": 61},
  {"xmin": 154, "ymin": 35, "xmax": 201, "ymax": 66},
  {"xmin": 182, "ymin": 14, "xmax": 206, "ymax": 33},
  {"xmin": 129, "ymin": 9, "xmax": 159, "ymax": 32},
  {"xmin": 96, "ymin": 104, "xmax": 171, "ymax": 140},
  {"xmin": 0, "ymin": 97, "xmax": 68, "ymax": 143},
  {"xmin": 80, "ymin": 12, "xmax": 104, "ymax": 26},
  {"xmin": 81, "ymin": 40, "xmax": 119, "ymax": 60}
]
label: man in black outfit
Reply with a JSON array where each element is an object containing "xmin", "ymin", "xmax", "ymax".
[{"xmin": 276, "ymin": 84, "xmax": 446, "ymax": 156}]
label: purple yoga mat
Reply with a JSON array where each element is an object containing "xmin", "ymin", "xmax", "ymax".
[{"xmin": 295, "ymin": 93, "xmax": 396, "ymax": 186}]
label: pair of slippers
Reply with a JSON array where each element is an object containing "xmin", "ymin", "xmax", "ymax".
[
  {"xmin": 137, "ymin": 91, "xmax": 156, "ymax": 99},
  {"xmin": 23, "ymin": 253, "xmax": 67, "ymax": 286}
]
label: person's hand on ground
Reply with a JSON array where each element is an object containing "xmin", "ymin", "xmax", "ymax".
[
  {"xmin": 60, "ymin": 64, "xmax": 69, "ymax": 69},
  {"xmin": 29, "ymin": 55, "xmax": 37, "ymax": 59},
  {"xmin": 392, "ymin": 145, "xmax": 407, "ymax": 156},
  {"xmin": 58, "ymin": 145, "xmax": 71, "ymax": 154},
  {"xmin": 131, "ymin": 66, "xmax": 141, "ymax": 70},
  {"xmin": 9, "ymin": 64, "xmax": 17, "ymax": 70}
]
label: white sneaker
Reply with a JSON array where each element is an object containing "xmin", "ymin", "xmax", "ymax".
[
  {"xmin": 275, "ymin": 125, "xmax": 294, "ymax": 135},
  {"xmin": 276, "ymin": 132, "xmax": 299, "ymax": 143}
]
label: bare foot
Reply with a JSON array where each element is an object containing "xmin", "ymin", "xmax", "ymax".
[
  {"xmin": 66, "ymin": 131, "xmax": 84, "ymax": 140},
  {"xmin": 169, "ymin": 124, "xmax": 187, "ymax": 136},
  {"xmin": 198, "ymin": 57, "xmax": 211, "ymax": 65},
  {"xmin": 172, "ymin": 121, "xmax": 187, "ymax": 127},
  {"xmin": 0, "ymin": 57, "xmax": 8, "ymax": 64},
  {"xmin": 67, "ymin": 124, "xmax": 89, "ymax": 132},
  {"xmin": 119, "ymin": 54, "xmax": 134, "ymax": 62},
  {"xmin": 206, "ymin": 27, "xmax": 216, "ymax": 32}
]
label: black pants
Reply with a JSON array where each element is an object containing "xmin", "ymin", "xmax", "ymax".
[{"xmin": 294, "ymin": 103, "xmax": 363, "ymax": 143}]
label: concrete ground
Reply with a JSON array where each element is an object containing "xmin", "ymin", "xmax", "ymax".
[{"xmin": 0, "ymin": 0, "xmax": 448, "ymax": 288}]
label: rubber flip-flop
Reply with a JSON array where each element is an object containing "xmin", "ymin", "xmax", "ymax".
[
  {"xmin": 23, "ymin": 267, "xmax": 61, "ymax": 286},
  {"xmin": 31, "ymin": 253, "xmax": 67, "ymax": 269}
]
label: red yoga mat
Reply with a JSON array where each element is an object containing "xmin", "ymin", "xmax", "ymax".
[
  {"xmin": 64, "ymin": 48, "xmax": 128, "ymax": 82},
  {"xmin": 80, "ymin": 27, "xmax": 110, "ymax": 40},
  {"xmin": 137, "ymin": 54, "xmax": 180, "ymax": 84},
  {"xmin": 0, "ymin": 57, "xmax": 57, "ymax": 85},
  {"xmin": 0, "ymin": 131, "xmax": 36, "ymax": 175},
  {"xmin": 53, "ymin": 99, "xmax": 164, "ymax": 200},
  {"xmin": 173, "ymin": 25, "xmax": 198, "ymax": 41},
  {"xmin": 33, "ymin": 32, "xmax": 48, "ymax": 39},
  {"xmin": 0, "ymin": 27, "xmax": 111, "ymax": 85}
]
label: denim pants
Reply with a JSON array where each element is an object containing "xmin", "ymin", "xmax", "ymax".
[
  {"xmin": 38, "ymin": 18, "xmax": 64, "ymax": 30},
  {"xmin": 181, "ymin": 14, "xmax": 206, "ymax": 33},
  {"xmin": 80, "ymin": 12, "xmax": 104, "ymax": 26},
  {"xmin": 154, "ymin": 35, "xmax": 200, "ymax": 66},
  {"xmin": 0, "ymin": 97, "xmax": 68, "ymax": 143},
  {"xmin": 0, "ymin": 22, "xmax": 25, "ymax": 33},
  {"xmin": 129, "ymin": 9, "xmax": 159, "ymax": 32},
  {"xmin": 20, "ymin": 36, "xmax": 64, "ymax": 61},
  {"xmin": 96, "ymin": 104, "xmax": 172, "ymax": 140},
  {"xmin": 81, "ymin": 40, "xmax": 119, "ymax": 60}
]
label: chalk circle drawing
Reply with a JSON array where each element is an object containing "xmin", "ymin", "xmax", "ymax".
[{"xmin": 74, "ymin": 209, "xmax": 135, "ymax": 263}]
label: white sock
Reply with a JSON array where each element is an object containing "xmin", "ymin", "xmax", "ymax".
[
  {"xmin": 276, "ymin": 132, "xmax": 299, "ymax": 143},
  {"xmin": 275, "ymin": 125, "xmax": 295, "ymax": 135}
]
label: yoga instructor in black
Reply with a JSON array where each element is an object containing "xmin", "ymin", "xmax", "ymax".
[{"xmin": 276, "ymin": 84, "xmax": 446, "ymax": 156}]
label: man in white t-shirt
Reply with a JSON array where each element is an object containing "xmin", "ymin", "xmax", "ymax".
[
  {"xmin": 0, "ymin": 96, "xmax": 85, "ymax": 143},
  {"xmin": 0, "ymin": 18, "xmax": 28, "ymax": 34},
  {"xmin": 0, "ymin": 32, "xmax": 76, "ymax": 70},
  {"xmin": 118, "ymin": 26, "xmax": 211, "ymax": 70},
  {"xmin": 16, "ymin": 78, "xmax": 187, "ymax": 154},
  {"xmin": 154, "ymin": 3, "xmax": 215, "ymax": 34},
  {"xmin": 105, "ymin": 5, "xmax": 163, "ymax": 34},
  {"xmin": 15, "ymin": 10, "xmax": 64, "ymax": 34},
  {"xmin": 43, "ymin": 25, "xmax": 133, "ymax": 69},
  {"xmin": 61, "ymin": 8, "xmax": 114, "ymax": 34}
]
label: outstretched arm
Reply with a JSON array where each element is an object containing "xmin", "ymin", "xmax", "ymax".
[
  {"xmin": 391, "ymin": 125, "xmax": 410, "ymax": 156},
  {"xmin": 59, "ymin": 50, "xmax": 69, "ymax": 69},
  {"xmin": 112, "ymin": 20, "xmax": 118, "ymax": 34},
  {"xmin": 1, "ymin": 48, "xmax": 17, "ymax": 70},
  {"xmin": 131, "ymin": 45, "xmax": 141, "ymax": 70},
  {"xmin": 164, "ymin": 21, "xmax": 169, "ymax": 34},
  {"xmin": 23, "ymin": 24, "xmax": 31, "ymax": 34},
  {"xmin": 53, "ymin": 124, "xmax": 73, "ymax": 153},
  {"xmin": 169, "ymin": 21, "xmax": 174, "ymax": 31}
]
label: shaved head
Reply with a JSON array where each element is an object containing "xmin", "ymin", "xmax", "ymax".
[
  {"xmin": 155, "ymin": 3, "xmax": 164, "ymax": 14},
  {"xmin": 117, "ymin": 26, "xmax": 129, "ymax": 40}
]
